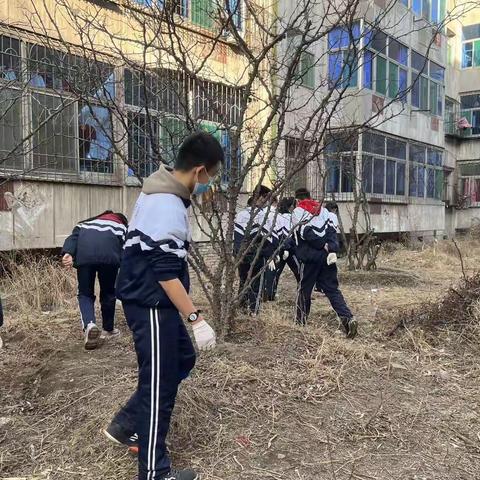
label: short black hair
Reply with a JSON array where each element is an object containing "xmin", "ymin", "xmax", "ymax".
[
  {"xmin": 278, "ymin": 197, "xmax": 296, "ymax": 214},
  {"xmin": 175, "ymin": 131, "xmax": 225, "ymax": 172},
  {"xmin": 295, "ymin": 187, "xmax": 311, "ymax": 200},
  {"xmin": 325, "ymin": 201, "xmax": 338, "ymax": 212},
  {"xmin": 253, "ymin": 184, "xmax": 272, "ymax": 198}
]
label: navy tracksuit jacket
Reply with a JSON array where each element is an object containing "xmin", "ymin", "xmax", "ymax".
[
  {"xmin": 113, "ymin": 191, "xmax": 195, "ymax": 480},
  {"xmin": 292, "ymin": 206, "xmax": 351, "ymax": 325},
  {"xmin": 264, "ymin": 212, "xmax": 299, "ymax": 301},
  {"xmin": 62, "ymin": 214, "xmax": 127, "ymax": 331},
  {"xmin": 234, "ymin": 206, "xmax": 277, "ymax": 313}
]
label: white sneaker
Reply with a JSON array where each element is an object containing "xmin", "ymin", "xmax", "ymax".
[
  {"xmin": 84, "ymin": 323, "xmax": 101, "ymax": 350},
  {"xmin": 101, "ymin": 328, "xmax": 120, "ymax": 339}
]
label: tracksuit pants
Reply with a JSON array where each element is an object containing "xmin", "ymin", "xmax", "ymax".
[
  {"xmin": 77, "ymin": 265, "xmax": 118, "ymax": 331},
  {"xmin": 315, "ymin": 263, "xmax": 353, "ymax": 320},
  {"xmin": 238, "ymin": 257, "xmax": 266, "ymax": 314},
  {"xmin": 264, "ymin": 254, "xmax": 300, "ymax": 301},
  {"xmin": 296, "ymin": 262, "xmax": 319, "ymax": 325},
  {"xmin": 111, "ymin": 303, "xmax": 196, "ymax": 479}
]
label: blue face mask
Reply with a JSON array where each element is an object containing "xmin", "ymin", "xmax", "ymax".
[{"xmin": 192, "ymin": 169, "xmax": 215, "ymax": 196}]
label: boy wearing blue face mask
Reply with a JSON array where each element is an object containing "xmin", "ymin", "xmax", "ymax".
[{"xmin": 105, "ymin": 132, "xmax": 224, "ymax": 480}]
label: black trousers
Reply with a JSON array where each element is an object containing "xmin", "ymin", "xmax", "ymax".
[
  {"xmin": 315, "ymin": 263, "xmax": 353, "ymax": 320},
  {"xmin": 264, "ymin": 254, "xmax": 300, "ymax": 301},
  {"xmin": 238, "ymin": 257, "xmax": 266, "ymax": 314},
  {"xmin": 111, "ymin": 304, "xmax": 196, "ymax": 479},
  {"xmin": 296, "ymin": 262, "xmax": 319, "ymax": 325},
  {"xmin": 77, "ymin": 264, "xmax": 118, "ymax": 331}
]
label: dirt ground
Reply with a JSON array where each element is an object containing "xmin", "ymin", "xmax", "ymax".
[{"xmin": 1, "ymin": 240, "xmax": 480, "ymax": 480}]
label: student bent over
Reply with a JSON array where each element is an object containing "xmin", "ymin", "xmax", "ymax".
[
  {"xmin": 105, "ymin": 132, "xmax": 223, "ymax": 480},
  {"xmin": 62, "ymin": 210, "xmax": 128, "ymax": 350}
]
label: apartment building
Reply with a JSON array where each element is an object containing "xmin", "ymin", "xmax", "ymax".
[{"xmin": 0, "ymin": 0, "xmax": 268, "ymax": 250}]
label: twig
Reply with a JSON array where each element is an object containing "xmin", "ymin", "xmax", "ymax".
[{"xmin": 452, "ymin": 240, "xmax": 467, "ymax": 281}]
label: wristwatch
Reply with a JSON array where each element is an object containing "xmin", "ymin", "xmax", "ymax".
[{"xmin": 187, "ymin": 310, "xmax": 202, "ymax": 323}]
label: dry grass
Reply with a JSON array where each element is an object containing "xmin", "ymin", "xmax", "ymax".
[{"xmin": 1, "ymin": 239, "xmax": 480, "ymax": 480}]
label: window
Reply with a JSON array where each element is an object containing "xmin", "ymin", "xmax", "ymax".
[
  {"xmin": 363, "ymin": 30, "xmax": 408, "ymax": 102},
  {"xmin": 0, "ymin": 35, "xmax": 21, "ymax": 82},
  {"xmin": 31, "ymin": 92, "xmax": 77, "ymax": 172},
  {"xmin": 459, "ymin": 162, "xmax": 480, "ymax": 205},
  {"xmin": 285, "ymin": 138, "xmax": 308, "ymax": 194},
  {"xmin": 409, "ymin": 143, "xmax": 443, "ymax": 199},
  {"xmin": 324, "ymin": 132, "xmax": 358, "ymax": 194},
  {"xmin": 362, "ymin": 132, "xmax": 407, "ymax": 196},
  {"xmin": 462, "ymin": 24, "xmax": 480, "ymax": 68},
  {"xmin": 0, "ymin": 89, "xmax": 23, "ymax": 169},
  {"xmin": 298, "ymin": 52, "xmax": 315, "ymax": 89},
  {"xmin": 226, "ymin": 0, "xmax": 242, "ymax": 30},
  {"xmin": 460, "ymin": 93, "xmax": 480, "ymax": 136},
  {"xmin": 191, "ymin": 0, "xmax": 214, "ymax": 29},
  {"xmin": 127, "ymin": 113, "xmax": 159, "ymax": 178},
  {"xmin": 328, "ymin": 23, "xmax": 360, "ymax": 89},
  {"xmin": 411, "ymin": 52, "xmax": 444, "ymax": 116}
]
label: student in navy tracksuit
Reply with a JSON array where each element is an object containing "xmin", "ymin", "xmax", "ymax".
[
  {"xmin": 267, "ymin": 197, "xmax": 300, "ymax": 301},
  {"xmin": 62, "ymin": 211, "xmax": 128, "ymax": 350},
  {"xmin": 314, "ymin": 202, "xmax": 357, "ymax": 338},
  {"xmin": 234, "ymin": 186, "xmax": 276, "ymax": 314},
  {"xmin": 105, "ymin": 132, "xmax": 224, "ymax": 480}
]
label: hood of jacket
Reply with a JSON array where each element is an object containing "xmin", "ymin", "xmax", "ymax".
[
  {"xmin": 297, "ymin": 199, "xmax": 321, "ymax": 216},
  {"xmin": 142, "ymin": 164, "xmax": 191, "ymax": 201}
]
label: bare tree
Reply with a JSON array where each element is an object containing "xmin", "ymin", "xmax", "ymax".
[{"xmin": 0, "ymin": 0, "xmax": 477, "ymax": 332}]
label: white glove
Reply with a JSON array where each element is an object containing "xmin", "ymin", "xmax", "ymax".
[
  {"xmin": 192, "ymin": 319, "xmax": 216, "ymax": 351},
  {"xmin": 283, "ymin": 251, "xmax": 289, "ymax": 260},
  {"xmin": 268, "ymin": 259, "xmax": 276, "ymax": 271},
  {"xmin": 327, "ymin": 252, "xmax": 337, "ymax": 265}
]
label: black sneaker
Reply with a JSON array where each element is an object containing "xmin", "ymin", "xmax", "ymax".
[
  {"xmin": 162, "ymin": 469, "xmax": 198, "ymax": 480},
  {"xmin": 341, "ymin": 317, "xmax": 358, "ymax": 339},
  {"xmin": 104, "ymin": 421, "xmax": 138, "ymax": 450}
]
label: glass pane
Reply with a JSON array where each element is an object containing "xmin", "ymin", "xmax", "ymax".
[
  {"xmin": 0, "ymin": 35, "xmax": 21, "ymax": 81},
  {"xmin": 79, "ymin": 104, "xmax": 114, "ymax": 173},
  {"xmin": 431, "ymin": 0, "xmax": 439, "ymax": 23},
  {"xmin": 426, "ymin": 167, "xmax": 435, "ymax": 197},
  {"xmin": 366, "ymin": 30, "xmax": 387, "ymax": 53},
  {"xmin": 462, "ymin": 42, "xmax": 473, "ymax": 68},
  {"xmin": 460, "ymin": 93, "xmax": 480, "ymax": 109},
  {"xmin": 362, "ymin": 155, "xmax": 372, "ymax": 193},
  {"xmin": 387, "ymin": 137, "xmax": 407, "ymax": 159},
  {"xmin": 161, "ymin": 117, "xmax": 188, "ymax": 164},
  {"xmin": 0, "ymin": 88, "xmax": 24, "ymax": 169},
  {"xmin": 474, "ymin": 40, "xmax": 480, "ymax": 67},
  {"xmin": 364, "ymin": 50, "xmax": 373, "ymax": 89},
  {"xmin": 326, "ymin": 158, "xmax": 341, "ymax": 192},
  {"xmin": 409, "ymin": 165, "xmax": 417, "ymax": 197},
  {"xmin": 411, "ymin": 73, "xmax": 420, "ymax": 108},
  {"xmin": 301, "ymin": 52, "xmax": 315, "ymax": 88},
  {"xmin": 396, "ymin": 163, "xmax": 406, "ymax": 195},
  {"xmin": 362, "ymin": 132, "xmax": 385, "ymax": 154},
  {"xmin": 376, "ymin": 56, "xmax": 387, "ymax": 95},
  {"xmin": 427, "ymin": 148, "xmax": 442, "ymax": 165},
  {"xmin": 413, "ymin": 0, "xmax": 422, "ymax": 15},
  {"xmin": 31, "ymin": 93, "xmax": 77, "ymax": 172},
  {"xmin": 389, "ymin": 39, "xmax": 408, "ymax": 66},
  {"xmin": 410, "ymin": 143, "xmax": 425, "ymax": 163},
  {"xmin": 386, "ymin": 160, "xmax": 396, "ymax": 194},
  {"xmin": 412, "ymin": 51, "xmax": 428, "ymax": 71},
  {"xmin": 127, "ymin": 113, "xmax": 159, "ymax": 178},
  {"xmin": 422, "ymin": 0, "xmax": 431, "ymax": 20},
  {"xmin": 344, "ymin": 50, "xmax": 358, "ymax": 88},
  {"xmin": 473, "ymin": 110, "xmax": 480, "ymax": 135},
  {"xmin": 430, "ymin": 81, "xmax": 438, "ymax": 115},
  {"xmin": 462, "ymin": 24, "xmax": 480, "ymax": 41},
  {"xmin": 324, "ymin": 132, "xmax": 358, "ymax": 153},
  {"xmin": 435, "ymin": 169, "xmax": 444, "ymax": 199},
  {"xmin": 417, "ymin": 166, "xmax": 425, "ymax": 197},
  {"xmin": 388, "ymin": 62, "xmax": 399, "ymax": 98},
  {"xmin": 373, "ymin": 157, "xmax": 385, "ymax": 194},
  {"xmin": 328, "ymin": 52, "xmax": 343, "ymax": 88},
  {"xmin": 328, "ymin": 27, "xmax": 350, "ymax": 49},
  {"xmin": 399, "ymin": 68, "xmax": 408, "ymax": 103},
  {"xmin": 430, "ymin": 61, "xmax": 445, "ymax": 81},
  {"xmin": 420, "ymin": 76, "xmax": 429, "ymax": 110},
  {"xmin": 191, "ymin": 0, "xmax": 214, "ymax": 29},
  {"xmin": 341, "ymin": 156, "xmax": 355, "ymax": 192}
]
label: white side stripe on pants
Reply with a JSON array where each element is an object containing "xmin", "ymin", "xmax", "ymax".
[
  {"xmin": 151, "ymin": 308, "xmax": 161, "ymax": 478},
  {"xmin": 147, "ymin": 308, "xmax": 156, "ymax": 480}
]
